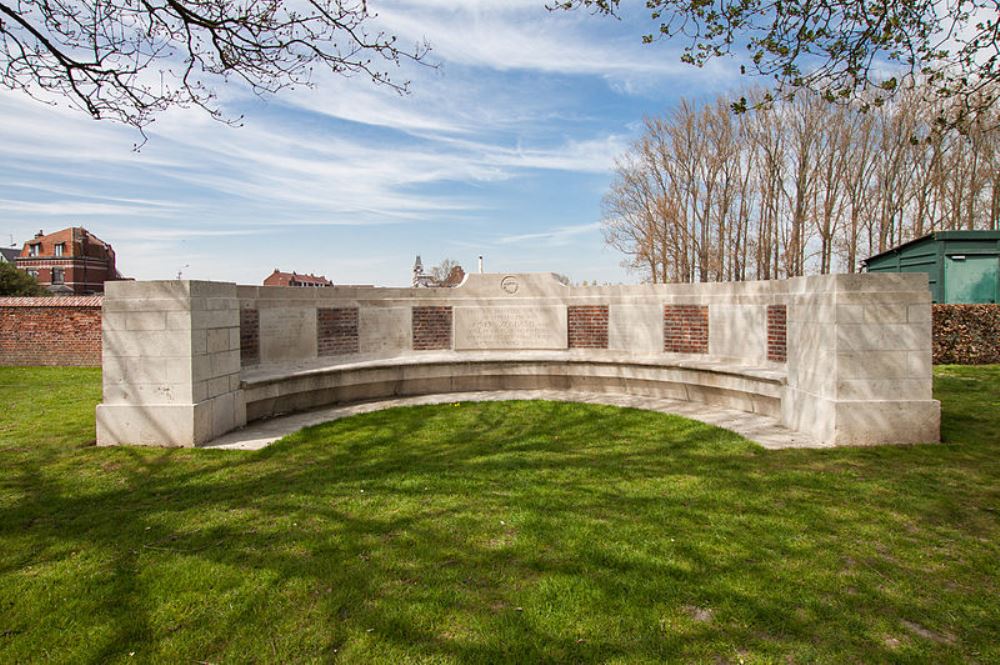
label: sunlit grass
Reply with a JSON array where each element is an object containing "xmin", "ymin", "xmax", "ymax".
[{"xmin": 1, "ymin": 365, "xmax": 998, "ymax": 663}]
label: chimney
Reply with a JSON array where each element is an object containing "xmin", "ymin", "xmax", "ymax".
[
  {"xmin": 35, "ymin": 229, "xmax": 44, "ymax": 238},
  {"xmin": 477, "ymin": 256, "xmax": 484, "ymax": 273}
]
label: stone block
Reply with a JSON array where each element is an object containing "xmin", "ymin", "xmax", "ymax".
[
  {"xmin": 125, "ymin": 312, "xmax": 167, "ymax": 331},
  {"xmin": 908, "ymin": 350, "xmax": 933, "ymax": 378},
  {"xmin": 208, "ymin": 375, "xmax": 231, "ymax": 398},
  {"xmin": 607, "ymin": 304, "xmax": 662, "ymax": 355},
  {"xmin": 259, "ymin": 306, "xmax": 317, "ymax": 363},
  {"xmin": 192, "ymin": 329, "xmax": 209, "ymax": 356},
  {"xmin": 831, "ymin": 400, "xmax": 940, "ymax": 445},
  {"xmin": 709, "ymin": 304, "xmax": 766, "ymax": 362},
  {"xmin": 191, "ymin": 309, "xmax": 240, "ymax": 331},
  {"xmin": 836, "ymin": 378, "xmax": 931, "ymax": 401},
  {"xmin": 834, "ymin": 291, "xmax": 931, "ymax": 306},
  {"xmin": 210, "ymin": 392, "xmax": 237, "ymax": 438},
  {"xmin": 907, "ymin": 304, "xmax": 932, "ymax": 323},
  {"xmin": 209, "ymin": 350, "xmax": 241, "ymax": 378},
  {"xmin": 864, "ymin": 304, "xmax": 908, "ymax": 324},
  {"xmin": 101, "ymin": 381, "xmax": 186, "ymax": 406},
  {"xmin": 359, "ymin": 307, "xmax": 411, "ymax": 355},
  {"xmin": 166, "ymin": 312, "xmax": 194, "ymax": 330},
  {"xmin": 207, "ymin": 328, "xmax": 231, "ymax": 354},
  {"xmin": 102, "ymin": 355, "xmax": 192, "ymax": 385},
  {"xmin": 103, "ymin": 330, "xmax": 193, "ymax": 358},
  {"xmin": 837, "ymin": 351, "xmax": 913, "ymax": 379},
  {"xmin": 103, "ymin": 298, "xmax": 193, "ymax": 313},
  {"xmin": 836, "ymin": 323, "xmax": 930, "ymax": 352},
  {"xmin": 781, "ymin": 389, "xmax": 836, "ymax": 444},
  {"xmin": 97, "ymin": 402, "xmax": 210, "ymax": 447},
  {"xmin": 101, "ymin": 312, "xmax": 128, "ymax": 331}
]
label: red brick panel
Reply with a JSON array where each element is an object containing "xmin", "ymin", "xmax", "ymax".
[
  {"xmin": 568, "ymin": 305, "xmax": 609, "ymax": 349},
  {"xmin": 0, "ymin": 298, "xmax": 103, "ymax": 366},
  {"xmin": 240, "ymin": 308, "xmax": 260, "ymax": 366},
  {"xmin": 767, "ymin": 304, "xmax": 788, "ymax": 363},
  {"xmin": 317, "ymin": 307, "xmax": 360, "ymax": 356},
  {"xmin": 663, "ymin": 304, "xmax": 709, "ymax": 354},
  {"xmin": 412, "ymin": 306, "xmax": 452, "ymax": 351}
]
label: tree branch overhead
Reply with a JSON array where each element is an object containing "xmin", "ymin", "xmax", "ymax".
[{"xmin": 0, "ymin": 0, "xmax": 430, "ymax": 133}]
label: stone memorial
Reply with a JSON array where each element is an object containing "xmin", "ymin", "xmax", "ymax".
[{"xmin": 96, "ymin": 271, "xmax": 941, "ymax": 448}]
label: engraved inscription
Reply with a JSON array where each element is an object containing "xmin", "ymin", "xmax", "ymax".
[{"xmin": 454, "ymin": 306, "xmax": 567, "ymax": 350}]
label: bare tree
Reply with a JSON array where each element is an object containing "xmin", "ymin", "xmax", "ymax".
[
  {"xmin": 430, "ymin": 258, "xmax": 461, "ymax": 283},
  {"xmin": 1, "ymin": 0, "xmax": 430, "ymax": 134},
  {"xmin": 601, "ymin": 81, "xmax": 999, "ymax": 284}
]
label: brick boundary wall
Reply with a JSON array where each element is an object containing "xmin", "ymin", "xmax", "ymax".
[
  {"xmin": 568, "ymin": 305, "xmax": 609, "ymax": 349},
  {"xmin": 318, "ymin": 307, "xmax": 360, "ymax": 356},
  {"xmin": 412, "ymin": 306, "xmax": 452, "ymax": 351},
  {"xmin": 663, "ymin": 305, "xmax": 709, "ymax": 354},
  {"xmin": 767, "ymin": 304, "xmax": 788, "ymax": 363},
  {"xmin": 932, "ymin": 304, "xmax": 1000, "ymax": 365},
  {"xmin": 240, "ymin": 308, "xmax": 260, "ymax": 367},
  {"xmin": 0, "ymin": 296, "xmax": 103, "ymax": 366}
]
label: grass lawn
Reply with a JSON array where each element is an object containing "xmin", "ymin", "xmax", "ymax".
[{"xmin": 1, "ymin": 365, "xmax": 999, "ymax": 663}]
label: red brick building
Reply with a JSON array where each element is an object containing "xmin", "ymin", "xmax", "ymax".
[
  {"xmin": 263, "ymin": 269, "xmax": 333, "ymax": 287},
  {"xmin": 15, "ymin": 227, "xmax": 124, "ymax": 295}
]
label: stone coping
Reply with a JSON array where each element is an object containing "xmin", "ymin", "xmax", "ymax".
[
  {"xmin": 204, "ymin": 391, "xmax": 822, "ymax": 451},
  {"xmin": 229, "ymin": 271, "xmax": 932, "ymax": 301},
  {"xmin": 240, "ymin": 351, "xmax": 788, "ymax": 387}
]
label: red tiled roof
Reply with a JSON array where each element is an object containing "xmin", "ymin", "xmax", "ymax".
[{"xmin": 263, "ymin": 269, "xmax": 333, "ymax": 286}]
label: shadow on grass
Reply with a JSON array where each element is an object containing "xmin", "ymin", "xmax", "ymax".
[{"xmin": 1, "ymin": 376, "xmax": 999, "ymax": 662}]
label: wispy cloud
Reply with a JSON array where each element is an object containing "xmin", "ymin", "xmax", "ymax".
[
  {"xmin": 0, "ymin": 198, "xmax": 180, "ymax": 218},
  {"xmin": 0, "ymin": 0, "xmax": 740, "ymax": 285},
  {"xmin": 376, "ymin": 1, "xmax": 686, "ymax": 78},
  {"xmin": 112, "ymin": 227, "xmax": 277, "ymax": 239},
  {"xmin": 497, "ymin": 222, "xmax": 602, "ymax": 246}
]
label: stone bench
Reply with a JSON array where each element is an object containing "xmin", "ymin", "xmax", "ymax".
[{"xmin": 240, "ymin": 351, "xmax": 787, "ymax": 423}]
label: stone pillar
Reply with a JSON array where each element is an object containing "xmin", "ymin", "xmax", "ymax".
[
  {"xmin": 96, "ymin": 281, "xmax": 246, "ymax": 447},
  {"xmin": 782, "ymin": 273, "xmax": 940, "ymax": 445}
]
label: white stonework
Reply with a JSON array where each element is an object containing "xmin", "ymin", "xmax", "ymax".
[
  {"xmin": 709, "ymin": 304, "xmax": 768, "ymax": 363},
  {"xmin": 97, "ymin": 272, "xmax": 941, "ymax": 448},
  {"xmin": 454, "ymin": 306, "xmax": 567, "ymax": 350},
  {"xmin": 97, "ymin": 281, "xmax": 245, "ymax": 447},
  {"xmin": 359, "ymin": 307, "xmax": 411, "ymax": 355},
  {"xmin": 259, "ymin": 306, "xmax": 316, "ymax": 363}
]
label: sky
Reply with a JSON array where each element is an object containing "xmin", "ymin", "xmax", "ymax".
[{"xmin": 0, "ymin": 0, "xmax": 743, "ymax": 287}]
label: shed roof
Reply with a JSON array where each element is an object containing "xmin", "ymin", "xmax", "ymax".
[{"xmin": 862, "ymin": 230, "xmax": 1000, "ymax": 266}]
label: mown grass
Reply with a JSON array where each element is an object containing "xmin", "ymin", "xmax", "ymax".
[{"xmin": 1, "ymin": 365, "xmax": 998, "ymax": 663}]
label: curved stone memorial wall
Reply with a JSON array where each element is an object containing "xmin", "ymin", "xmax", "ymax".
[{"xmin": 96, "ymin": 272, "xmax": 940, "ymax": 448}]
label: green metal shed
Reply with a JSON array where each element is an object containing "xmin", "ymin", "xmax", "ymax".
[{"xmin": 862, "ymin": 231, "xmax": 1000, "ymax": 304}]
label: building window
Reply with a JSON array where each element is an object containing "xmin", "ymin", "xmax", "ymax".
[
  {"xmin": 29, "ymin": 244, "xmax": 40, "ymax": 256},
  {"xmin": 54, "ymin": 243, "xmax": 64, "ymax": 257},
  {"xmin": 52, "ymin": 268, "xmax": 64, "ymax": 284},
  {"xmin": 27, "ymin": 269, "xmax": 38, "ymax": 279}
]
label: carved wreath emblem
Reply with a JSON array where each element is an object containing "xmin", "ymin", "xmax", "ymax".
[{"xmin": 500, "ymin": 275, "xmax": 519, "ymax": 295}]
